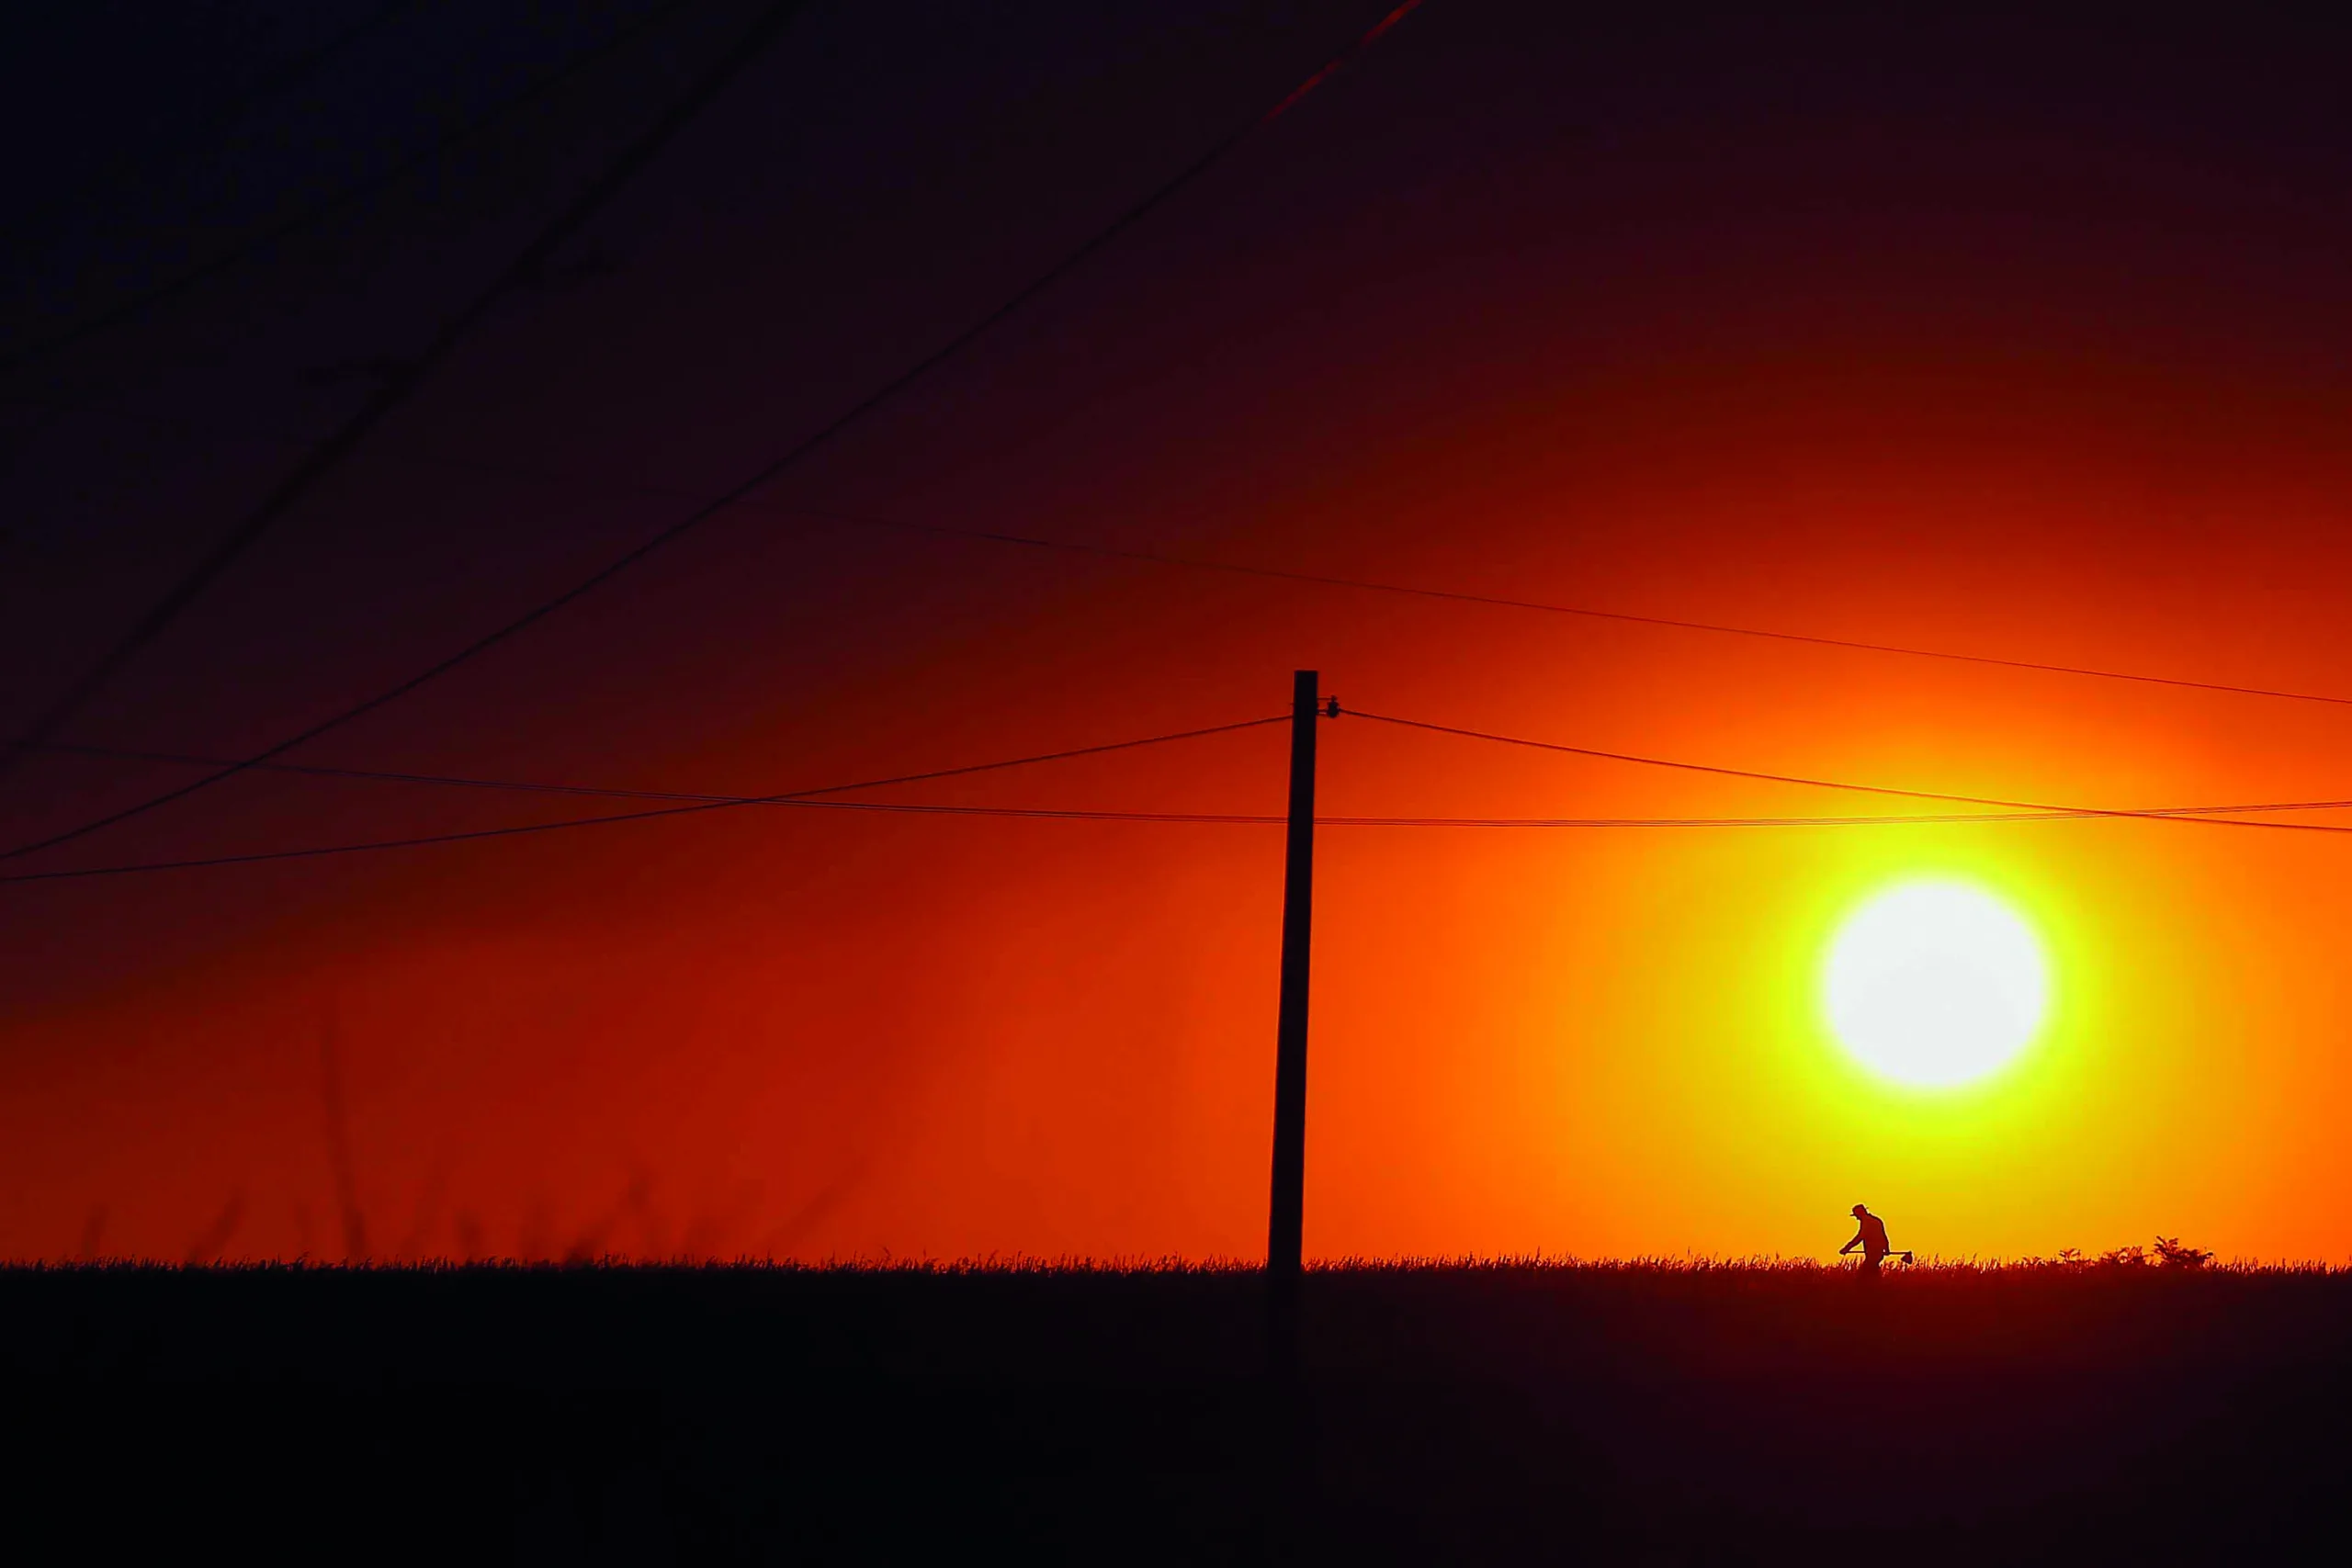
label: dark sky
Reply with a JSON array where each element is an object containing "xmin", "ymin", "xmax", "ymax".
[{"xmin": 6, "ymin": 2, "xmax": 2352, "ymax": 1263}]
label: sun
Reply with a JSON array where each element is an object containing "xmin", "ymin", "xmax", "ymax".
[{"xmin": 1823, "ymin": 879, "xmax": 2050, "ymax": 1089}]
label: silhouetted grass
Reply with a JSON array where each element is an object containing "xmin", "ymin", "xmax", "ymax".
[{"xmin": 6, "ymin": 1254, "xmax": 2344, "ymax": 1561}]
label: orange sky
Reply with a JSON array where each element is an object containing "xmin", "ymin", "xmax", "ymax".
[{"xmin": 6, "ymin": 4, "xmax": 2352, "ymax": 1264}]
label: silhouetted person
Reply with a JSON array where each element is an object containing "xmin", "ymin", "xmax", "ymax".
[{"xmin": 1841, "ymin": 1203, "xmax": 1894, "ymax": 1277}]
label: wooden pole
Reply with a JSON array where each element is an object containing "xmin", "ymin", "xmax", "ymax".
[{"xmin": 1268, "ymin": 670, "xmax": 1322, "ymax": 1294}]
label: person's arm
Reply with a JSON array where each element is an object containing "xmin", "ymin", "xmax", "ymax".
[{"xmin": 1839, "ymin": 1228, "xmax": 1860, "ymax": 1255}]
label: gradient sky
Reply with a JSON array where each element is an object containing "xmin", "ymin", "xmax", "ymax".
[{"xmin": 6, "ymin": 1, "xmax": 2352, "ymax": 1264}]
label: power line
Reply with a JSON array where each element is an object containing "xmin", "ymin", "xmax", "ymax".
[
  {"xmin": 0, "ymin": 0, "xmax": 703, "ymax": 371},
  {"xmin": 789, "ymin": 508, "xmax": 2352, "ymax": 710},
  {"xmin": 25, "ymin": 788, "xmax": 2352, "ymax": 887},
  {"xmin": 12, "ymin": 1, "xmax": 424, "ymax": 243},
  {"xmin": 18, "ymin": 712, "xmax": 2352, "ymax": 885},
  {"xmin": 1351, "ymin": 710, "xmax": 2352, "ymax": 836},
  {"xmin": 33, "ymin": 736, "xmax": 2352, "ymax": 824},
  {"xmin": 0, "ymin": 804, "xmax": 1283, "ymax": 883},
  {"xmin": 0, "ymin": 0, "xmax": 802, "ymax": 800},
  {"xmin": 0, "ymin": 716, "xmax": 1291, "ymax": 884},
  {"xmin": 186, "ymin": 3, "xmax": 426, "ymax": 137},
  {"xmin": 17, "ymin": 389, "xmax": 2352, "ymax": 717},
  {"xmin": 0, "ymin": 0, "xmax": 1429, "ymax": 865},
  {"xmin": 28, "ymin": 716, "xmax": 1289, "ymax": 809}
]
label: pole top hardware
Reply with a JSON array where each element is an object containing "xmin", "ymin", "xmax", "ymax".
[{"xmin": 1321, "ymin": 697, "xmax": 1340, "ymax": 718}]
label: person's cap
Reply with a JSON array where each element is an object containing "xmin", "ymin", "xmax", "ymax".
[{"xmin": 1851, "ymin": 1204, "xmax": 1868, "ymax": 1215}]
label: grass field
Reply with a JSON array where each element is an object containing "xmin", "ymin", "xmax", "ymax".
[{"xmin": 5, "ymin": 1256, "xmax": 2343, "ymax": 1561}]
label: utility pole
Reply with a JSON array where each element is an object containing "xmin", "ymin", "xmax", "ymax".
[{"xmin": 1269, "ymin": 669, "xmax": 1334, "ymax": 1343}]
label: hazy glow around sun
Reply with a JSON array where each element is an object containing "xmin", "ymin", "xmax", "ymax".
[{"xmin": 1824, "ymin": 880, "xmax": 2049, "ymax": 1089}]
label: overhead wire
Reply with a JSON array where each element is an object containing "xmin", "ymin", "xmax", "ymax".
[
  {"xmin": 16, "ymin": 706, "xmax": 2352, "ymax": 885},
  {"xmin": 0, "ymin": 0, "xmax": 705, "ymax": 372},
  {"xmin": 29, "ymin": 735, "xmax": 2352, "ymax": 824},
  {"xmin": 14, "ymin": 2, "xmax": 424, "ymax": 235},
  {"xmin": 28, "ymin": 717, "xmax": 1289, "ymax": 809},
  {"xmin": 0, "ymin": 801, "xmax": 1303, "ymax": 885},
  {"xmin": 15, "ymin": 392, "xmax": 2352, "ymax": 716},
  {"xmin": 0, "ymin": 715, "xmax": 1291, "ymax": 884},
  {"xmin": 0, "ymin": 0, "xmax": 803, "ymax": 797},
  {"xmin": 1351, "ymin": 710, "xmax": 2352, "ymax": 835},
  {"xmin": 789, "ymin": 507, "xmax": 2352, "ymax": 709},
  {"xmin": 0, "ymin": 0, "xmax": 1430, "ymax": 864},
  {"xmin": 26, "ymin": 0, "xmax": 2336, "ymax": 883}
]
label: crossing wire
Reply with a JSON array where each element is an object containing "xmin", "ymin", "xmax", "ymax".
[
  {"xmin": 789, "ymin": 508, "xmax": 2352, "ymax": 709},
  {"xmin": 11, "ymin": 1, "xmax": 424, "ymax": 244},
  {"xmin": 0, "ymin": 0, "xmax": 704, "ymax": 371},
  {"xmin": 32, "ymin": 737, "xmax": 2352, "ymax": 825},
  {"xmin": 14, "ymin": 389, "xmax": 2347, "ymax": 716},
  {"xmin": 0, "ymin": 0, "xmax": 1430, "ymax": 865},
  {"xmin": 17, "ymin": 711, "xmax": 2352, "ymax": 884},
  {"xmin": 0, "ymin": 716, "xmax": 1291, "ymax": 884},
  {"xmin": 1350, "ymin": 710, "xmax": 2352, "ymax": 835},
  {"xmin": 18, "ymin": 389, "xmax": 2349, "ymax": 716},
  {"xmin": 0, "ymin": 0, "xmax": 803, "ymax": 798}
]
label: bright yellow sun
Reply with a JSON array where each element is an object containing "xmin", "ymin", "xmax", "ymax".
[{"xmin": 1824, "ymin": 880, "xmax": 2049, "ymax": 1089}]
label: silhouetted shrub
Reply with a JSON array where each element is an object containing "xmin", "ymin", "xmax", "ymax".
[{"xmin": 2154, "ymin": 1235, "xmax": 2215, "ymax": 1269}]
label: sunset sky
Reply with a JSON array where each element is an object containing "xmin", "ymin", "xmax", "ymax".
[{"xmin": 6, "ymin": 1, "xmax": 2352, "ymax": 1265}]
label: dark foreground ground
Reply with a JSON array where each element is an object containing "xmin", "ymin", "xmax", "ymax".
[{"xmin": 4, "ymin": 1258, "xmax": 2346, "ymax": 1562}]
